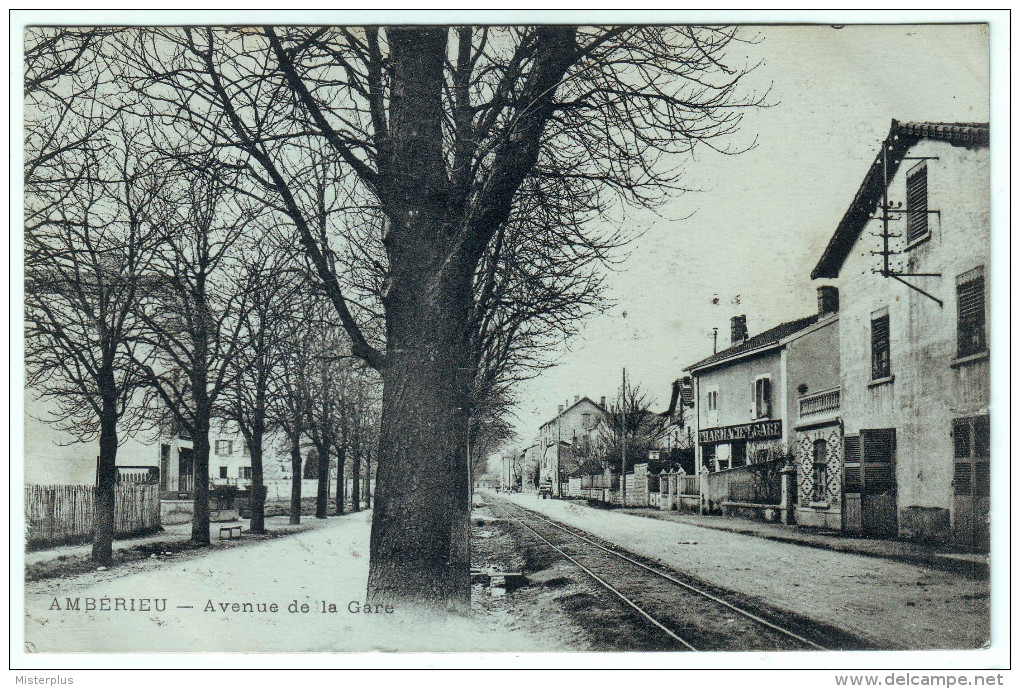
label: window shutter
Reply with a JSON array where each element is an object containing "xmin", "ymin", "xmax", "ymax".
[
  {"xmin": 762, "ymin": 378, "xmax": 772, "ymax": 417},
  {"xmin": 861, "ymin": 429, "xmax": 896, "ymax": 492},
  {"xmin": 843, "ymin": 435, "xmax": 862, "ymax": 493},
  {"xmin": 871, "ymin": 315, "xmax": 891, "ymax": 379},
  {"xmin": 906, "ymin": 165, "xmax": 928, "ymax": 243},
  {"xmin": 956, "ymin": 268, "xmax": 986, "ymax": 357}
]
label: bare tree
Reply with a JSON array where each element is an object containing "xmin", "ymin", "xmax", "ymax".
[
  {"xmin": 24, "ymin": 121, "xmax": 165, "ymax": 564},
  {"xmin": 111, "ymin": 25, "xmax": 762, "ymax": 611},
  {"xmin": 590, "ymin": 382, "xmax": 668, "ymax": 477},
  {"xmin": 132, "ymin": 163, "xmax": 254, "ymax": 545},
  {"xmin": 218, "ymin": 231, "xmax": 299, "ymax": 533}
]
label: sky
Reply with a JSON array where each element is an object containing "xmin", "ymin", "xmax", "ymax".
[{"xmin": 507, "ymin": 24, "xmax": 990, "ymax": 451}]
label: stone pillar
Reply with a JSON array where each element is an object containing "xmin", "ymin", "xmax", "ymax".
[
  {"xmin": 780, "ymin": 464, "xmax": 797, "ymax": 525},
  {"xmin": 699, "ymin": 465, "xmax": 710, "ymax": 515}
]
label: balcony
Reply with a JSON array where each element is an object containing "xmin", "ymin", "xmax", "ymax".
[{"xmin": 798, "ymin": 387, "xmax": 840, "ymax": 418}]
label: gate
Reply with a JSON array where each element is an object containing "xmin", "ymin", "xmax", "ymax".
[{"xmin": 951, "ymin": 416, "xmax": 990, "ymax": 551}]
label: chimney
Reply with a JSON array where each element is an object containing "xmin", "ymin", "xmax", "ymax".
[
  {"xmin": 574, "ymin": 395, "xmax": 580, "ymax": 405},
  {"xmin": 817, "ymin": 286, "xmax": 839, "ymax": 317},
  {"xmin": 557, "ymin": 404, "xmax": 564, "ymax": 414},
  {"xmin": 730, "ymin": 315, "xmax": 747, "ymax": 347},
  {"xmin": 600, "ymin": 396, "xmax": 606, "ymax": 408}
]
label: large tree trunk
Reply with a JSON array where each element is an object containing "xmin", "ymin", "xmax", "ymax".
[
  {"xmin": 315, "ymin": 442, "xmax": 329, "ymax": 519},
  {"xmin": 289, "ymin": 434, "xmax": 302, "ymax": 524},
  {"xmin": 367, "ymin": 322, "xmax": 472, "ymax": 614},
  {"xmin": 365, "ymin": 28, "xmax": 473, "ymax": 614},
  {"xmin": 191, "ymin": 410, "xmax": 211, "ymax": 545},
  {"xmin": 92, "ymin": 394, "xmax": 119, "ymax": 565},
  {"xmin": 248, "ymin": 428, "xmax": 267, "ymax": 534}
]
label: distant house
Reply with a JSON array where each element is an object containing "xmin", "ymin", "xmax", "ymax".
[
  {"xmin": 686, "ymin": 296, "xmax": 839, "ymax": 468},
  {"xmin": 811, "ymin": 120, "xmax": 990, "ymax": 549},
  {"xmin": 536, "ymin": 395, "xmax": 606, "ymax": 496}
]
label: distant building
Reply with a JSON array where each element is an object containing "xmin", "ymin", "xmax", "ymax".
[
  {"xmin": 686, "ymin": 298, "xmax": 839, "ymax": 468},
  {"xmin": 811, "ymin": 120, "xmax": 990, "ymax": 549},
  {"xmin": 536, "ymin": 396, "xmax": 606, "ymax": 496}
]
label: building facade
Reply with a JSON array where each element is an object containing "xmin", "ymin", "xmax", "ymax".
[
  {"xmin": 812, "ymin": 120, "xmax": 990, "ymax": 549},
  {"xmin": 536, "ymin": 396, "xmax": 606, "ymax": 496}
]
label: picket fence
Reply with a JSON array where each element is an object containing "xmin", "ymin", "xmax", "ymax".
[{"xmin": 25, "ymin": 483, "xmax": 161, "ymax": 547}]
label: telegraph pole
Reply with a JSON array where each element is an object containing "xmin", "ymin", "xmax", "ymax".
[{"xmin": 620, "ymin": 367, "xmax": 627, "ymax": 507}]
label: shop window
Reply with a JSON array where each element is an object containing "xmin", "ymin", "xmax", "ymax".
[
  {"xmin": 871, "ymin": 313, "xmax": 891, "ymax": 380},
  {"xmin": 703, "ymin": 444, "xmax": 717, "ymax": 471},
  {"xmin": 731, "ymin": 441, "xmax": 747, "ymax": 468},
  {"xmin": 812, "ymin": 439, "xmax": 828, "ymax": 502},
  {"xmin": 754, "ymin": 377, "xmax": 772, "ymax": 418},
  {"xmin": 956, "ymin": 266, "xmax": 986, "ymax": 358},
  {"xmin": 906, "ymin": 163, "xmax": 928, "ymax": 244}
]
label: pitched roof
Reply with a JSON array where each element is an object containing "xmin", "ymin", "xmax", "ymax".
[
  {"xmin": 684, "ymin": 314, "xmax": 820, "ymax": 373},
  {"xmin": 539, "ymin": 396, "xmax": 605, "ymax": 429},
  {"xmin": 661, "ymin": 378, "xmax": 695, "ymax": 418},
  {"xmin": 811, "ymin": 120, "xmax": 989, "ymax": 279}
]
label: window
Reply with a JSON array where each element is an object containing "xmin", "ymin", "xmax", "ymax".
[
  {"xmin": 906, "ymin": 163, "xmax": 928, "ymax": 244},
  {"xmin": 860, "ymin": 429, "xmax": 896, "ymax": 493},
  {"xmin": 754, "ymin": 377, "xmax": 772, "ymax": 418},
  {"xmin": 215, "ymin": 440, "xmax": 233, "ymax": 456},
  {"xmin": 871, "ymin": 313, "xmax": 891, "ymax": 380},
  {"xmin": 953, "ymin": 416, "xmax": 990, "ymax": 498},
  {"xmin": 730, "ymin": 441, "xmax": 746, "ymax": 468},
  {"xmin": 706, "ymin": 390, "xmax": 718, "ymax": 412},
  {"xmin": 812, "ymin": 439, "xmax": 828, "ymax": 502},
  {"xmin": 242, "ymin": 441, "xmax": 250, "ymax": 456},
  {"xmin": 702, "ymin": 444, "xmax": 717, "ymax": 471},
  {"xmin": 956, "ymin": 267, "xmax": 986, "ymax": 358},
  {"xmin": 219, "ymin": 466, "xmax": 228, "ymax": 479},
  {"xmin": 843, "ymin": 435, "xmax": 862, "ymax": 493},
  {"xmin": 239, "ymin": 466, "xmax": 252, "ymax": 480},
  {"xmin": 582, "ymin": 413, "xmax": 591, "ymax": 430}
]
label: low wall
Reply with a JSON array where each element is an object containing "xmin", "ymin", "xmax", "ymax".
[{"xmin": 160, "ymin": 499, "xmax": 194, "ymax": 525}]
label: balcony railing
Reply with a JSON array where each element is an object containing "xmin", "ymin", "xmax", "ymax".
[{"xmin": 799, "ymin": 388, "xmax": 840, "ymax": 418}]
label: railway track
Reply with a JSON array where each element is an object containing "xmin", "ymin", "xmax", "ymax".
[{"xmin": 489, "ymin": 496, "xmax": 834, "ymax": 652}]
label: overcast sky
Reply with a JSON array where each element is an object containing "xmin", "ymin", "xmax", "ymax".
[{"xmin": 508, "ymin": 24, "xmax": 989, "ymax": 449}]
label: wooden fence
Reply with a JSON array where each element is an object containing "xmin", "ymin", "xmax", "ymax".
[{"xmin": 25, "ymin": 484, "xmax": 161, "ymax": 547}]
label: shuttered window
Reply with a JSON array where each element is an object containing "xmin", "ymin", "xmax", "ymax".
[
  {"xmin": 754, "ymin": 377, "xmax": 772, "ymax": 418},
  {"xmin": 954, "ymin": 416, "xmax": 990, "ymax": 498},
  {"xmin": 906, "ymin": 164, "xmax": 929, "ymax": 244},
  {"xmin": 956, "ymin": 267, "xmax": 986, "ymax": 357},
  {"xmin": 843, "ymin": 435, "xmax": 862, "ymax": 493},
  {"xmin": 871, "ymin": 314, "xmax": 891, "ymax": 380},
  {"xmin": 861, "ymin": 428, "xmax": 896, "ymax": 493}
]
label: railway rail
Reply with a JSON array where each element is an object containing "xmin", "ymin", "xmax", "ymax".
[{"xmin": 489, "ymin": 495, "xmax": 833, "ymax": 652}]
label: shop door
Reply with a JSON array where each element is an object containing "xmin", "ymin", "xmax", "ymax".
[
  {"xmin": 860, "ymin": 429, "xmax": 898, "ymax": 538},
  {"xmin": 952, "ymin": 416, "xmax": 990, "ymax": 551}
]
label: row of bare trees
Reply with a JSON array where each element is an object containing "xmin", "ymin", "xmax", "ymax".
[
  {"xmin": 24, "ymin": 29, "xmax": 382, "ymax": 562},
  {"xmin": 24, "ymin": 24, "xmax": 762, "ymax": 610}
]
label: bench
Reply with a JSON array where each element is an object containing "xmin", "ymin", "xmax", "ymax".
[{"xmin": 218, "ymin": 525, "xmax": 242, "ymax": 540}]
